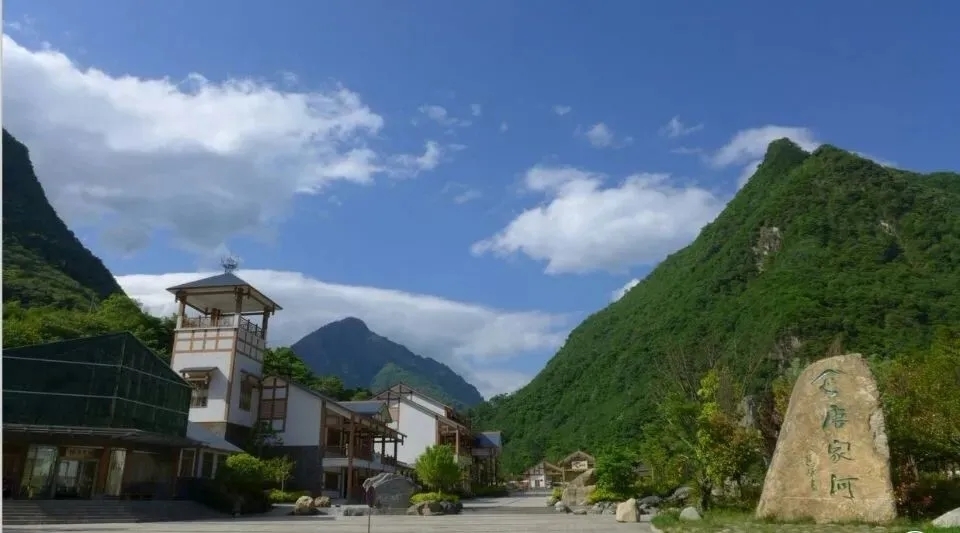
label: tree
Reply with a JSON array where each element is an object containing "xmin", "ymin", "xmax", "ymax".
[
  {"xmin": 595, "ymin": 445, "xmax": 640, "ymax": 498},
  {"xmin": 263, "ymin": 456, "xmax": 295, "ymax": 491},
  {"xmin": 246, "ymin": 422, "xmax": 284, "ymax": 456},
  {"xmin": 414, "ymin": 444, "xmax": 461, "ymax": 493},
  {"xmin": 217, "ymin": 453, "xmax": 268, "ymax": 491}
]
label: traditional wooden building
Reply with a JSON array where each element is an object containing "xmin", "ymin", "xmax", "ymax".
[{"xmin": 556, "ymin": 450, "xmax": 596, "ymax": 483}]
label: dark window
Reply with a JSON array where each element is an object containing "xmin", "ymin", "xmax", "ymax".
[{"xmin": 190, "ymin": 380, "xmax": 209, "ymax": 408}]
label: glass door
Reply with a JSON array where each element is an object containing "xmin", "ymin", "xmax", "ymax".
[
  {"xmin": 21, "ymin": 446, "xmax": 58, "ymax": 499},
  {"xmin": 53, "ymin": 459, "xmax": 98, "ymax": 499}
]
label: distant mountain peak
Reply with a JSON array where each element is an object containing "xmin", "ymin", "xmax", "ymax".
[{"xmin": 324, "ymin": 316, "xmax": 371, "ymax": 332}]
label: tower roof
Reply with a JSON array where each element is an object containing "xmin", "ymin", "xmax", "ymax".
[{"xmin": 167, "ymin": 272, "xmax": 282, "ymax": 314}]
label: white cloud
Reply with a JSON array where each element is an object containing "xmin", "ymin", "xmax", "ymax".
[
  {"xmin": 660, "ymin": 116, "xmax": 704, "ymax": 138},
  {"xmin": 670, "ymin": 146, "xmax": 703, "ymax": 155},
  {"xmin": 2, "ymin": 35, "xmax": 447, "ymax": 253},
  {"xmin": 611, "ymin": 278, "xmax": 640, "ymax": 302},
  {"xmin": 470, "ymin": 104, "xmax": 482, "ymax": 117},
  {"xmin": 388, "ymin": 140, "xmax": 444, "ymax": 178},
  {"xmin": 711, "ymin": 125, "xmax": 820, "ymax": 189},
  {"xmin": 472, "ymin": 166, "xmax": 726, "ymax": 274},
  {"xmin": 417, "ymin": 104, "xmax": 471, "ymax": 128},
  {"xmin": 580, "ymin": 122, "xmax": 632, "ymax": 149},
  {"xmin": 500, "ymin": 121, "xmax": 509, "ymax": 132},
  {"xmin": 553, "ymin": 105, "xmax": 572, "ymax": 116},
  {"xmin": 118, "ymin": 270, "xmax": 571, "ymax": 398}
]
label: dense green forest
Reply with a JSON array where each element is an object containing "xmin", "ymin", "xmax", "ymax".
[
  {"xmin": 471, "ymin": 139, "xmax": 960, "ymax": 474},
  {"xmin": 291, "ymin": 316, "xmax": 484, "ymax": 409}
]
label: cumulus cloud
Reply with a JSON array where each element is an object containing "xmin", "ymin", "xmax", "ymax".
[
  {"xmin": 580, "ymin": 122, "xmax": 632, "ymax": 149},
  {"xmin": 1, "ymin": 35, "xmax": 448, "ymax": 253},
  {"xmin": 500, "ymin": 121, "xmax": 509, "ymax": 132},
  {"xmin": 660, "ymin": 116, "xmax": 704, "ymax": 138},
  {"xmin": 611, "ymin": 278, "xmax": 640, "ymax": 302},
  {"xmin": 118, "ymin": 270, "xmax": 572, "ymax": 398},
  {"xmin": 553, "ymin": 105, "xmax": 572, "ymax": 116},
  {"xmin": 441, "ymin": 182, "xmax": 482, "ymax": 204},
  {"xmin": 470, "ymin": 104, "xmax": 482, "ymax": 117},
  {"xmin": 471, "ymin": 166, "xmax": 726, "ymax": 274}
]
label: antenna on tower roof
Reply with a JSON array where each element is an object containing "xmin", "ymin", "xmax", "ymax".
[{"xmin": 221, "ymin": 255, "xmax": 240, "ymax": 274}]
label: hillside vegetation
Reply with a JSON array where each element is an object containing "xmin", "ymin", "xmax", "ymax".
[
  {"xmin": 2, "ymin": 129, "xmax": 125, "ymax": 308},
  {"xmin": 291, "ymin": 317, "xmax": 484, "ymax": 409},
  {"xmin": 471, "ymin": 140, "xmax": 960, "ymax": 473}
]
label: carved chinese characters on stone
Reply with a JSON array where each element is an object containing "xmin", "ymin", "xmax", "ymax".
[{"xmin": 756, "ymin": 354, "xmax": 897, "ymax": 524}]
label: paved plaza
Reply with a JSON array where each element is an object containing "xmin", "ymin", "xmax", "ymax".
[{"xmin": 4, "ymin": 496, "xmax": 653, "ymax": 533}]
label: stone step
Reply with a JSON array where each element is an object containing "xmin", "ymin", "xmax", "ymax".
[{"xmin": 2, "ymin": 500, "xmax": 226, "ymax": 525}]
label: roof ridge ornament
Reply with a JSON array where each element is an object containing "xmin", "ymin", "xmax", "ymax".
[{"xmin": 220, "ymin": 255, "xmax": 240, "ymax": 274}]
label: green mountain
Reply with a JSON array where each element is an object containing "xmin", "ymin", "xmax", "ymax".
[
  {"xmin": 291, "ymin": 317, "xmax": 484, "ymax": 409},
  {"xmin": 3, "ymin": 129, "xmax": 124, "ymax": 308},
  {"xmin": 2, "ymin": 129, "xmax": 175, "ymax": 355},
  {"xmin": 471, "ymin": 139, "xmax": 960, "ymax": 473}
]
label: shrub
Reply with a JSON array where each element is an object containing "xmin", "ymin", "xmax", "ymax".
[
  {"xmin": 895, "ymin": 473, "xmax": 960, "ymax": 519},
  {"xmin": 585, "ymin": 486, "xmax": 622, "ymax": 504},
  {"xmin": 413, "ymin": 445, "xmax": 461, "ymax": 492},
  {"xmin": 410, "ymin": 492, "xmax": 460, "ymax": 504},
  {"xmin": 268, "ymin": 489, "xmax": 311, "ymax": 503},
  {"xmin": 550, "ymin": 486, "xmax": 563, "ymax": 500},
  {"xmin": 217, "ymin": 453, "xmax": 269, "ymax": 490}
]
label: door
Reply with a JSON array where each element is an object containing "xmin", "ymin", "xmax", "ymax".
[
  {"xmin": 54, "ymin": 459, "xmax": 98, "ymax": 499},
  {"xmin": 21, "ymin": 446, "xmax": 58, "ymax": 499}
]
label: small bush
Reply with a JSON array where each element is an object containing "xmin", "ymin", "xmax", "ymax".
[
  {"xmin": 550, "ymin": 486, "xmax": 563, "ymax": 500},
  {"xmin": 410, "ymin": 492, "xmax": 460, "ymax": 504},
  {"xmin": 217, "ymin": 453, "xmax": 269, "ymax": 490},
  {"xmin": 896, "ymin": 473, "xmax": 960, "ymax": 519},
  {"xmin": 268, "ymin": 489, "xmax": 311, "ymax": 503},
  {"xmin": 585, "ymin": 486, "xmax": 625, "ymax": 504}
]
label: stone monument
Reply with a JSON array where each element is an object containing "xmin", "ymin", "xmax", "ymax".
[
  {"xmin": 756, "ymin": 354, "xmax": 897, "ymax": 524},
  {"xmin": 361, "ymin": 472, "xmax": 419, "ymax": 509}
]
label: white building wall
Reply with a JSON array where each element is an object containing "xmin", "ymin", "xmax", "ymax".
[
  {"xmin": 171, "ymin": 351, "xmax": 231, "ymax": 423},
  {"xmin": 407, "ymin": 394, "xmax": 445, "ymax": 416},
  {"xmin": 280, "ymin": 386, "xmax": 322, "ymax": 447},
  {"xmin": 393, "ymin": 401, "xmax": 437, "ymax": 465},
  {"xmin": 227, "ymin": 352, "xmax": 262, "ymax": 428}
]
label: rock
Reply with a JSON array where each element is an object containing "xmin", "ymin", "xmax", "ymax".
[
  {"xmin": 572, "ymin": 508, "xmax": 588, "ymax": 515},
  {"xmin": 756, "ymin": 354, "xmax": 897, "ymax": 525},
  {"xmin": 668, "ymin": 486, "xmax": 692, "ymax": 502},
  {"xmin": 561, "ymin": 469, "xmax": 598, "ymax": 506},
  {"xmin": 554, "ymin": 501, "xmax": 571, "ymax": 513},
  {"xmin": 342, "ymin": 505, "xmax": 373, "ymax": 516},
  {"xmin": 438, "ymin": 501, "xmax": 462, "ymax": 515},
  {"xmin": 313, "ymin": 495, "xmax": 331, "ymax": 508},
  {"xmin": 293, "ymin": 495, "xmax": 316, "ymax": 515},
  {"xmin": 546, "ymin": 496, "xmax": 559, "ymax": 507},
  {"xmin": 679, "ymin": 506, "xmax": 701, "ymax": 521},
  {"xmin": 616, "ymin": 499, "xmax": 639, "ymax": 522},
  {"xmin": 933, "ymin": 507, "xmax": 960, "ymax": 528},
  {"xmin": 361, "ymin": 472, "xmax": 419, "ymax": 509},
  {"xmin": 406, "ymin": 504, "xmax": 419, "ymax": 515},
  {"xmin": 639, "ymin": 495, "xmax": 662, "ymax": 507}
]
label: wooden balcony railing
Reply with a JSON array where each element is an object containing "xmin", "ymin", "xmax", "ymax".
[
  {"xmin": 324, "ymin": 443, "xmax": 398, "ymax": 466},
  {"xmin": 179, "ymin": 315, "xmax": 264, "ymax": 338}
]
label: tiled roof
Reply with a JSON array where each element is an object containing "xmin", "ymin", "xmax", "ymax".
[{"xmin": 166, "ymin": 272, "xmax": 251, "ymax": 291}]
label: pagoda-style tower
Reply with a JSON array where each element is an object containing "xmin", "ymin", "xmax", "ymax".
[{"xmin": 166, "ymin": 272, "xmax": 281, "ymax": 446}]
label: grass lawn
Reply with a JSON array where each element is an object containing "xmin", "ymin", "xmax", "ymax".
[{"xmin": 651, "ymin": 508, "xmax": 960, "ymax": 533}]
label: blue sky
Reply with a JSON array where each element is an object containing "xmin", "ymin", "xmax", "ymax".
[{"xmin": 4, "ymin": 0, "xmax": 959, "ymax": 397}]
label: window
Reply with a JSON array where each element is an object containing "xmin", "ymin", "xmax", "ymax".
[
  {"xmin": 199, "ymin": 452, "xmax": 214, "ymax": 479},
  {"xmin": 258, "ymin": 377, "xmax": 288, "ymax": 432},
  {"xmin": 178, "ymin": 449, "xmax": 196, "ymax": 478},
  {"xmin": 190, "ymin": 380, "xmax": 209, "ymax": 408},
  {"xmin": 239, "ymin": 378, "xmax": 254, "ymax": 411}
]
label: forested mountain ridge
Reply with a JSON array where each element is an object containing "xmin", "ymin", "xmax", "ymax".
[
  {"xmin": 291, "ymin": 317, "xmax": 485, "ymax": 409},
  {"xmin": 2, "ymin": 129, "xmax": 176, "ymax": 355},
  {"xmin": 2, "ymin": 129, "xmax": 125, "ymax": 309},
  {"xmin": 470, "ymin": 139, "xmax": 960, "ymax": 473}
]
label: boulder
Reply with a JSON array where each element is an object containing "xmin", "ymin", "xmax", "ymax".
[
  {"xmin": 668, "ymin": 486, "xmax": 692, "ymax": 502},
  {"xmin": 546, "ymin": 496, "xmax": 559, "ymax": 507},
  {"xmin": 933, "ymin": 507, "xmax": 960, "ymax": 528},
  {"xmin": 615, "ymin": 498, "xmax": 639, "ymax": 523},
  {"xmin": 293, "ymin": 495, "xmax": 316, "ymax": 515},
  {"xmin": 554, "ymin": 501, "xmax": 571, "ymax": 513},
  {"xmin": 679, "ymin": 506, "xmax": 702, "ymax": 521},
  {"xmin": 313, "ymin": 495, "xmax": 331, "ymax": 508},
  {"xmin": 361, "ymin": 472, "xmax": 419, "ymax": 509},
  {"xmin": 572, "ymin": 508, "xmax": 588, "ymax": 515},
  {"xmin": 755, "ymin": 354, "xmax": 897, "ymax": 525},
  {"xmin": 639, "ymin": 495, "xmax": 662, "ymax": 507},
  {"xmin": 562, "ymin": 468, "xmax": 598, "ymax": 506}
]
